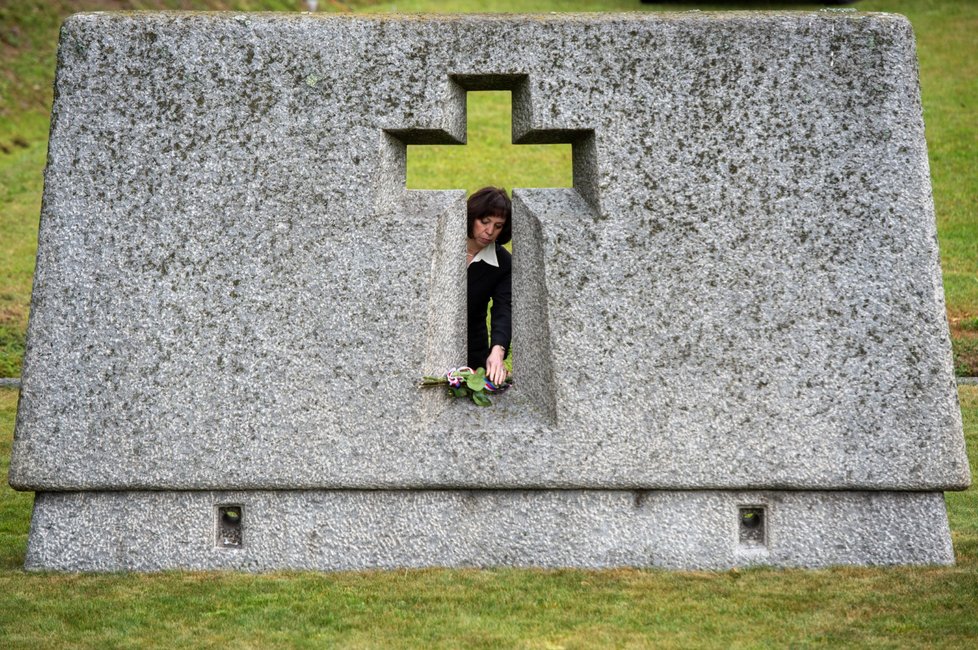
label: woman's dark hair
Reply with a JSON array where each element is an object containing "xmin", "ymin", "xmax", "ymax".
[{"xmin": 467, "ymin": 186, "xmax": 512, "ymax": 246}]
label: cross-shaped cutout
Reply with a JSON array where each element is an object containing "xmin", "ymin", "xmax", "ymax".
[
  {"xmin": 406, "ymin": 91, "xmax": 572, "ymax": 193},
  {"xmin": 384, "ymin": 75, "xmax": 598, "ymax": 427}
]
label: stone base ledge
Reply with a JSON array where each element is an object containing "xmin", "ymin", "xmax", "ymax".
[{"xmin": 25, "ymin": 490, "xmax": 953, "ymax": 572}]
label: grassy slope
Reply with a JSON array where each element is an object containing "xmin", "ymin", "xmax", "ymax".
[
  {"xmin": 893, "ymin": 0, "xmax": 978, "ymax": 375},
  {"xmin": 1, "ymin": 0, "xmax": 977, "ymax": 375},
  {"xmin": 0, "ymin": 385, "xmax": 976, "ymax": 647},
  {"xmin": 0, "ymin": 1, "xmax": 299, "ymax": 375}
]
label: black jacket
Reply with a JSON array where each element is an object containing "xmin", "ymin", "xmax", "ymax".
[{"xmin": 467, "ymin": 244, "xmax": 512, "ymax": 369}]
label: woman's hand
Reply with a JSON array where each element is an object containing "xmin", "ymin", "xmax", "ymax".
[{"xmin": 485, "ymin": 345, "xmax": 507, "ymax": 387}]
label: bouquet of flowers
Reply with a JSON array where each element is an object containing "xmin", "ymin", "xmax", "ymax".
[{"xmin": 418, "ymin": 366, "xmax": 512, "ymax": 406}]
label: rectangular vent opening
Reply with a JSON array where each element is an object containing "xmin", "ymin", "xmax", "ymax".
[
  {"xmin": 738, "ymin": 506, "xmax": 766, "ymax": 548},
  {"xmin": 217, "ymin": 505, "xmax": 243, "ymax": 548}
]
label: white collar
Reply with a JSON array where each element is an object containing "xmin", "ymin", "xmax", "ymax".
[{"xmin": 469, "ymin": 243, "xmax": 499, "ymax": 267}]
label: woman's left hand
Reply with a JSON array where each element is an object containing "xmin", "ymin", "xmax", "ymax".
[{"xmin": 485, "ymin": 345, "xmax": 507, "ymax": 387}]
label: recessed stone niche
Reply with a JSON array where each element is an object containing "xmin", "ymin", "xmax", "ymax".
[
  {"xmin": 738, "ymin": 506, "xmax": 766, "ymax": 548},
  {"xmin": 217, "ymin": 505, "xmax": 243, "ymax": 549}
]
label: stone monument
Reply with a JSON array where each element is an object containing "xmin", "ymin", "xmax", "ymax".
[{"xmin": 10, "ymin": 11, "xmax": 971, "ymax": 570}]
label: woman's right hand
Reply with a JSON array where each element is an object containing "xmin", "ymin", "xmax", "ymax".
[{"xmin": 485, "ymin": 345, "xmax": 507, "ymax": 387}]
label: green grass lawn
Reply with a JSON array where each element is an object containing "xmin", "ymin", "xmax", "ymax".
[{"xmin": 0, "ymin": 385, "xmax": 976, "ymax": 647}]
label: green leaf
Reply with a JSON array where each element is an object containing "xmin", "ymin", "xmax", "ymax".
[
  {"xmin": 466, "ymin": 374, "xmax": 486, "ymax": 392},
  {"xmin": 472, "ymin": 392, "xmax": 492, "ymax": 407},
  {"xmin": 451, "ymin": 387, "xmax": 468, "ymax": 398}
]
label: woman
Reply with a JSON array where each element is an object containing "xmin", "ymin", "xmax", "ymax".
[{"xmin": 466, "ymin": 187, "xmax": 512, "ymax": 388}]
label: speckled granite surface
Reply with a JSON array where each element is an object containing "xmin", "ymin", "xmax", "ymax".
[
  {"xmin": 12, "ymin": 12, "xmax": 967, "ymax": 491},
  {"xmin": 8, "ymin": 11, "xmax": 970, "ymax": 569},
  {"xmin": 25, "ymin": 490, "xmax": 954, "ymax": 571}
]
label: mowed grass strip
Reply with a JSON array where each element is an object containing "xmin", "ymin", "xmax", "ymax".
[{"xmin": 0, "ymin": 387, "xmax": 976, "ymax": 648}]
